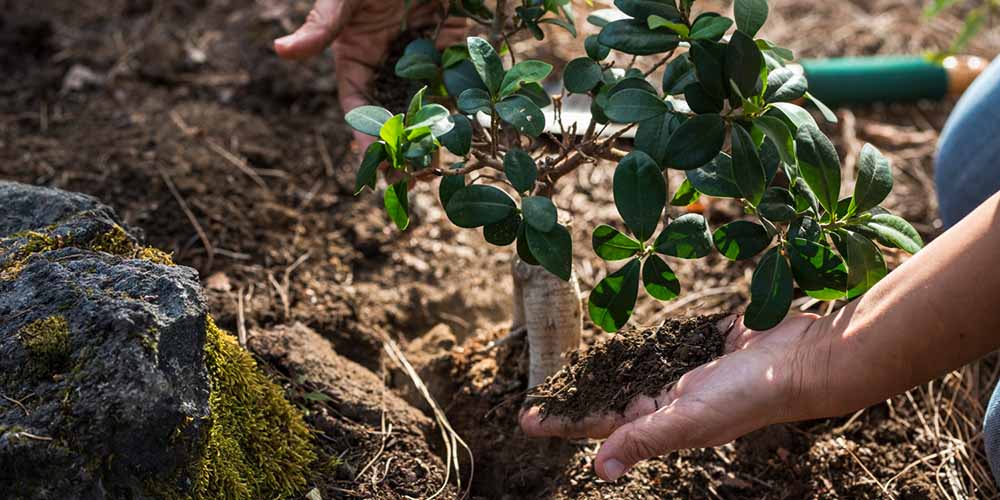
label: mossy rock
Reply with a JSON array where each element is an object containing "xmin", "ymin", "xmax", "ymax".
[{"xmin": 0, "ymin": 181, "xmax": 314, "ymax": 498}]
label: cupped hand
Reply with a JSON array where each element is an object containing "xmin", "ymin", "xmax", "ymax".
[
  {"xmin": 274, "ymin": 0, "xmax": 466, "ymax": 151},
  {"xmin": 520, "ymin": 314, "xmax": 825, "ymax": 482}
]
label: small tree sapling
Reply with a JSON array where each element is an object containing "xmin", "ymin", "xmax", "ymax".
[{"xmin": 344, "ymin": 0, "xmax": 923, "ymax": 386}]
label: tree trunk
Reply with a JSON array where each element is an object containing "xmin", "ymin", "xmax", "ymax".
[{"xmin": 512, "ymin": 257, "xmax": 583, "ymax": 388}]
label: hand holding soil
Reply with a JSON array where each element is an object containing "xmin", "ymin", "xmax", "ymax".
[
  {"xmin": 273, "ymin": 0, "xmax": 465, "ymax": 150},
  {"xmin": 521, "ymin": 314, "xmax": 823, "ymax": 482}
]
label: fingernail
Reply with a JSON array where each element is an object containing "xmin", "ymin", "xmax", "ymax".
[{"xmin": 603, "ymin": 459, "xmax": 626, "ymax": 482}]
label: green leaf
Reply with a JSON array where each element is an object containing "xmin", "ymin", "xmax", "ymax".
[
  {"xmin": 768, "ymin": 102, "xmax": 818, "ymax": 133},
  {"xmin": 405, "ymin": 104, "xmax": 451, "ymax": 134},
  {"xmin": 438, "ymin": 168, "xmax": 466, "ymax": 208},
  {"xmin": 635, "ymin": 112, "xmax": 683, "ymax": 166},
  {"xmin": 787, "ymin": 238, "xmax": 848, "ymax": 300},
  {"xmin": 664, "ymin": 114, "xmax": 726, "ymax": 170},
  {"xmin": 662, "ymin": 53, "xmax": 698, "ymax": 95},
  {"xmin": 851, "ymin": 143, "xmax": 893, "ymax": 214},
  {"xmin": 690, "ymin": 14, "xmax": 733, "ymax": 40},
  {"xmin": 725, "ymin": 31, "xmax": 764, "ymax": 99},
  {"xmin": 438, "ymin": 115, "xmax": 472, "ymax": 156},
  {"xmin": 395, "ymin": 53, "xmax": 439, "ymax": 80},
  {"xmin": 588, "ymin": 258, "xmax": 642, "ymax": 332},
  {"xmin": 585, "ymin": 34, "xmax": 612, "ymax": 61},
  {"xmin": 805, "ymin": 91, "xmax": 838, "ymax": 123},
  {"xmin": 654, "ymin": 213, "xmax": 713, "ymax": 259},
  {"xmin": 684, "ymin": 83, "xmax": 724, "ymax": 114},
  {"xmin": 648, "ymin": 15, "xmax": 689, "ymax": 37},
  {"xmin": 670, "ymin": 178, "xmax": 701, "ymax": 206},
  {"xmin": 713, "ymin": 220, "xmax": 772, "ymax": 260},
  {"xmin": 643, "ymin": 254, "xmax": 681, "ymax": 301},
  {"xmin": 614, "ymin": 0, "xmax": 683, "ymax": 21},
  {"xmin": 354, "ymin": 142, "xmax": 386, "ymax": 195},
  {"xmin": 758, "ymin": 187, "xmax": 796, "ymax": 222},
  {"xmin": 467, "ymin": 37, "xmax": 506, "ymax": 96},
  {"xmin": 598, "ymin": 19, "xmax": 680, "ymax": 56},
  {"xmin": 605, "ymin": 89, "xmax": 669, "ymax": 123},
  {"xmin": 753, "ymin": 115, "xmax": 796, "ymax": 166},
  {"xmin": 690, "ymin": 40, "xmax": 726, "ymax": 98},
  {"xmin": 504, "ymin": 148, "xmax": 538, "ymax": 193},
  {"xmin": 563, "ymin": 57, "xmax": 603, "ymax": 93},
  {"xmin": 516, "ymin": 223, "xmax": 540, "ymax": 265},
  {"xmin": 593, "ymin": 225, "xmax": 643, "ymax": 261},
  {"xmin": 345, "ymin": 106, "xmax": 393, "ymax": 137},
  {"xmin": 833, "ymin": 229, "xmax": 887, "ymax": 299},
  {"xmin": 403, "ymin": 39, "xmax": 441, "ymax": 63},
  {"xmin": 734, "ymin": 0, "xmax": 769, "ymax": 37},
  {"xmin": 757, "ymin": 39, "xmax": 794, "ymax": 61},
  {"xmin": 791, "ymin": 178, "xmax": 820, "ymax": 215},
  {"xmin": 441, "ymin": 45, "xmax": 469, "ymax": 68},
  {"xmin": 765, "ymin": 66, "xmax": 807, "ymax": 102},
  {"xmin": 495, "ymin": 96, "xmax": 546, "ymax": 137},
  {"xmin": 458, "ymin": 88, "xmax": 492, "ymax": 114},
  {"xmin": 788, "ymin": 216, "xmax": 822, "ymax": 242},
  {"xmin": 744, "ymin": 247, "xmax": 793, "ymax": 331},
  {"xmin": 609, "ymin": 77, "xmax": 659, "ymax": 96},
  {"xmin": 731, "ymin": 124, "xmax": 766, "ymax": 206},
  {"xmin": 525, "ymin": 223, "xmax": 573, "ymax": 281},
  {"xmin": 516, "ymin": 82, "xmax": 552, "ymax": 108},
  {"xmin": 613, "ymin": 151, "xmax": 667, "ymax": 241},
  {"xmin": 443, "ymin": 60, "xmax": 488, "ymax": 97},
  {"xmin": 864, "ymin": 214, "xmax": 923, "ymax": 254},
  {"xmin": 384, "ymin": 180, "xmax": 410, "ymax": 230},
  {"xmin": 406, "ymin": 86, "xmax": 427, "ymax": 123},
  {"xmin": 484, "ymin": 213, "xmax": 520, "ymax": 246},
  {"xmin": 445, "ymin": 184, "xmax": 517, "ymax": 228},
  {"xmin": 686, "ymin": 153, "xmax": 741, "ymax": 198},
  {"xmin": 379, "ymin": 114, "xmax": 405, "ymax": 162},
  {"xmin": 522, "ymin": 196, "xmax": 557, "ymax": 232},
  {"xmin": 500, "ymin": 60, "xmax": 554, "ymax": 97},
  {"xmin": 795, "ymin": 124, "xmax": 842, "ymax": 218}
]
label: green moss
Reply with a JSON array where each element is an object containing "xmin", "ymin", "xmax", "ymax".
[
  {"xmin": 194, "ymin": 316, "xmax": 315, "ymax": 499},
  {"xmin": 89, "ymin": 225, "xmax": 174, "ymax": 266},
  {"xmin": 18, "ymin": 315, "xmax": 71, "ymax": 376}
]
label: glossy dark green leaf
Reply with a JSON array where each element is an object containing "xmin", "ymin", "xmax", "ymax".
[
  {"xmin": 525, "ymin": 223, "xmax": 573, "ymax": 281},
  {"xmin": 609, "ymin": 77, "xmax": 658, "ymax": 96},
  {"xmin": 765, "ymin": 66, "xmax": 808, "ymax": 103},
  {"xmin": 443, "ymin": 59, "xmax": 488, "ymax": 97},
  {"xmin": 495, "ymin": 95, "xmax": 546, "ymax": 137},
  {"xmin": 598, "ymin": 19, "xmax": 680, "ymax": 56},
  {"xmin": 788, "ymin": 216, "xmax": 822, "ymax": 242},
  {"xmin": 605, "ymin": 89, "xmax": 669, "ymax": 123},
  {"xmin": 851, "ymin": 143, "xmax": 893, "ymax": 214},
  {"xmin": 643, "ymin": 254, "xmax": 681, "ymax": 301},
  {"xmin": 345, "ymin": 106, "xmax": 393, "ymax": 137},
  {"xmin": 787, "ymin": 238, "xmax": 848, "ymax": 300},
  {"xmin": 648, "ymin": 15, "xmax": 689, "ymax": 37},
  {"xmin": 593, "ymin": 224, "xmax": 643, "ymax": 261},
  {"xmin": 744, "ymin": 247, "xmax": 793, "ymax": 331},
  {"xmin": 690, "ymin": 13, "xmax": 733, "ymax": 40},
  {"xmin": 585, "ymin": 34, "xmax": 612, "ymax": 61},
  {"xmin": 664, "ymin": 114, "xmax": 726, "ymax": 170},
  {"xmin": 522, "ymin": 196, "xmax": 557, "ymax": 232},
  {"xmin": 499, "ymin": 60, "xmax": 553, "ymax": 97},
  {"xmin": 753, "ymin": 115, "xmax": 796, "ymax": 166},
  {"xmin": 403, "ymin": 39, "xmax": 441, "ymax": 63},
  {"xmin": 689, "ymin": 40, "xmax": 726, "ymax": 98},
  {"xmin": 395, "ymin": 53, "xmax": 439, "ymax": 80},
  {"xmin": 795, "ymin": 123, "xmax": 842, "ymax": 217},
  {"xmin": 384, "ymin": 180, "xmax": 410, "ymax": 230},
  {"xmin": 791, "ymin": 177, "xmax": 821, "ymax": 215},
  {"xmin": 768, "ymin": 102, "xmax": 818, "ymax": 131},
  {"xmin": 713, "ymin": 220, "xmax": 772, "ymax": 260},
  {"xmin": 441, "ymin": 45, "xmax": 469, "ymax": 69},
  {"xmin": 734, "ymin": 0, "xmax": 769, "ymax": 37},
  {"xmin": 588, "ymin": 258, "xmax": 642, "ymax": 332},
  {"xmin": 686, "ymin": 152, "xmax": 741, "ymax": 197},
  {"xmin": 759, "ymin": 187, "xmax": 796, "ymax": 222},
  {"xmin": 445, "ymin": 184, "xmax": 516, "ymax": 228},
  {"xmin": 654, "ymin": 213, "xmax": 713, "ymax": 259},
  {"xmin": 438, "ymin": 168, "xmax": 466, "ymax": 208},
  {"xmin": 405, "ymin": 104, "xmax": 452, "ymax": 135},
  {"xmin": 484, "ymin": 213, "xmax": 520, "ymax": 246},
  {"xmin": 504, "ymin": 148, "xmax": 538, "ymax": 193},
  {"xmin": 613, "ymin": 151, "xmax": 667, "ymax": 241},
  {"xmin": 662, "ymin": 53, "xmax": 698, "ymax": 95},
  {"xmin": 725, "ymin": 31, "xmax": 764, "ymax": 99},
  {"xmin": 684, "ymin": 83, "xmax": 724, "ymax": 113},
  {"xmin": 614, "ymin": 0, "xmax": 683, "ymax": 21},
  {"xmin": 864, "ymin": 214, "xmax": 923, "ymax": 254},
  {"xmin": 458, "ymin": 88, "xmax": 492, "ymax": 114},
  {"xmin": 730, "ymin": 124, "xmax": 767, "ymax": 206},
  {"xmin": 516, "ymin": 82, "xmax": 552, "ymax": 108},
  {"xmin": 635, "ymin": 112, "xmax": 683, "ymax": 167},
  {"xmin": 670, "ymin": 178, "xmax": 701, "ymax": 206},
  {"xmin": 467, "ymin": 36, "xmax": 506, "ymax": 96},
  {"xmin": 832, "ymin": 229, "xmax": 887, "ymax": 299},
  {"xmin": 438, "ymin": 115, "xmax": 472, "ymax": 156},
  {"xmin": 563, "ymin": 57, "xmax": 603, "ymax": 93},
  {"xmin": 355, "ymin": 142, "xmax": 386, "ymax": 195},
  {"xmin": 805, "ymin": 91, "xmax": 838, "ymax": 123},
  {"xmin": 516, "ymin": 223, "xmax": 540, "ymax": 265}
]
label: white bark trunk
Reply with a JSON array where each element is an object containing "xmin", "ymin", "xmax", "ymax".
[{"xmin": 512, "ymin": 257, "xmax": 583, "ymax": 388}]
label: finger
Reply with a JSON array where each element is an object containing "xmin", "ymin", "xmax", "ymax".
[
  {"xmin": 519, "ymin": 394, "xmax": 663, "ymax": 439},
  {"xmin": 724, "ymin": 313, "xmax": 820, "ymax": 353},
  {"xmin": 274, "ymin": 0, "xmax": 350, "ymax": 60}
]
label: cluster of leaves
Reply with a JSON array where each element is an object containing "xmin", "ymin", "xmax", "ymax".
[
  {"xmin": 924, "ymin": 0, "xmax": 999, "ymax": 61},
  {"xmin": 344, "ymin": 0, "xmax": 924, "ymax": 333}
]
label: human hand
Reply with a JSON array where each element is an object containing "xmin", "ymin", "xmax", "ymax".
[
  {"xmin": 520, "ymin": 313, "xmax": 826, "ymax": 482},
  {"xmin": 274, "ymin": 0, "xmax": 466, "ymax": 151}
]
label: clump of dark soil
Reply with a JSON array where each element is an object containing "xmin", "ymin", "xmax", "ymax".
[
  {"xmin": 372, "ymin": 33, "xmax": 428, "ymax": 115},
  {"xmin": 534, "ymin": 314, "xmax": 730, "ymax": 421}
]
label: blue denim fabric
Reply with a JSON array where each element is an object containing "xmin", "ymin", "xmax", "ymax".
[{"xmin": 935, "ymin": 57, "xmax": 1000, "ymax": 485}]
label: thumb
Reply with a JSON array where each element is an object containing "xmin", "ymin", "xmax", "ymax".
[
  {"xmin": 274, "ymin": 0, "xmax": 351, "ymax": 60},
  {"xmin": 594, "ymin": 403, "xmax": 705, "ymax": 482}
]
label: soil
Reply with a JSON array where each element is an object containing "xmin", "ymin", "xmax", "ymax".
[
  {"xmin": 534, "ymin": 314, "xmax": 730, "ymax": 421},
  {"xmin": 3, "ymin": 0, "xmax": 1000, "ymax": 498}
]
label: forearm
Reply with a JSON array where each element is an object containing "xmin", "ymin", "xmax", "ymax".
[{"xmin": 793, "ymin": 191, "xmax": 1000, "ymax": 420}]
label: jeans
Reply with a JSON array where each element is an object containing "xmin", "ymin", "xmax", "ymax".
[{"xmin": 934, "ymin": 56, "xmax": 1000, "ymax": 483}]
